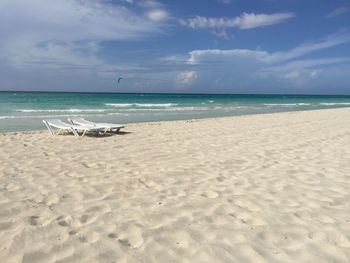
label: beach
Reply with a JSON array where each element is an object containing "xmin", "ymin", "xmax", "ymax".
[{"xmin": 1, "ymin": 108, "xmax": 350, "ymax": 262}]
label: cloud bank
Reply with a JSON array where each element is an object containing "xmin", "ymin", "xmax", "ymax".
[
  {"xmin": 179, "ymin": 32, "xmax": 350, "ymax": 92},
  {"xmin": 181, "ymin": 12, "xmax": 295, "ymax": 30},
  {"xmin": 0, "ymin": 0, "xmax": 168, "ymax": 71}
]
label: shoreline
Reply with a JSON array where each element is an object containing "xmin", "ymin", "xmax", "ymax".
[
  {"xmin": 1, "ymin": 107, "xmax": 350, "ymax": 135},
  {"xmin": 1, "ymin": 107, "xmax": 350, "ymax": 262}
]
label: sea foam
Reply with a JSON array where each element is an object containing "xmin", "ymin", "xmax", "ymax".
[
  {"xmin": 16, "ymin": 109, "xmax": 107, "ymax": 113},
  {"xmin": 105, "ymin": 103, "xmax": 178, "ymax": 107}
]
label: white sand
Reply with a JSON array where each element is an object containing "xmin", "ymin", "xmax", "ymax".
[{"xmin": 1, "ymin": 108, "xmax": 350, "ymax": 262}]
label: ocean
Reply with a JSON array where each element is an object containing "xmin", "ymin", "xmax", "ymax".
[{"xmin": 1, "ymin": 91, "xmax": 350, "ymax": 132}]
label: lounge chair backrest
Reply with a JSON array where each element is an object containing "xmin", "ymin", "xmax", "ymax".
[
  {"xmin": 69, "ymin": 118, "xmax": 95, "ymax": 126},
  {"xmin": 46, "ymin": 119, "xmax": 73, "ymax": 128},
  {"xmin": 68, "ymin": 117, "xmax": 125, "ymax": 130}
]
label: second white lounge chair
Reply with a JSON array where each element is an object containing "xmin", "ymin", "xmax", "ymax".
[{"xmin": 68, "ymin": 118, "xmax": 125, "ymax": 133}]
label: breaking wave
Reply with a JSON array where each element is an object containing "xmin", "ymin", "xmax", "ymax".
[
  {"xmin": 264, "ymin": 103, "xmax": 311, "ymax": 106},
  {"xmin": 105, "ymin": 103, "xmax": 178, "ymax": 107},
  {"xmin": 16, "ymin": 109, "xmax": 108, "ymax": 113}
]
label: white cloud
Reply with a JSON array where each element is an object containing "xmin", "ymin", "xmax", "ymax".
[
  {"xmin": 210, "ymin": 29, "xmax": 232, "ymax": 39},
  {"xmin": 267, "ymin": 33, "xmax": 350, "ymax": 63},
  {"xmin": 310, "ymin": 69, "xmax": 322, "ymax": 79},
  {"xmin": 187, "ymin": 32, "xmax": 350, "ymax": 65},
  {"xmin": 138, "ymin": 0, "xmax": 163, "ymax": 9},
  {"xmin": 268, "ymin": 68, "xmax": 324, "ymax": 88},
  {"xmin": 282, "ymin": 71, "xmax": 300, "ymax": 80},
  {"xmin": 175, "ymin": 71, "xmax": 198, "ymax": 85},
  {"xmin": 181, "ymin": 12, "xmax": 295, "ymax": 30},
  {"xmin": 257, "ymin": 58, "xmax": 348, "ymax": 85},
  {"xmin": 160, "ymin": 55, "xmax": 188, "ymax": 64},
  {"xmin": 176, "ymin": 32, "xmax": 350, "ymax": 90},
  {"xmin": 8, "ymin": 41, "xmax": 102, "ymax": 70},
  {"xmin": 261, "ymin": 58, "xmax": 349, "ymax": 72},
  {"xmin": 326, "ymin": 7, "xmax": 349, "ymax": 18},
  {"xmin": 0, "ymin": 0, "xmax": 160, "ymax": 43},
  {"xmin": 188, "ymin": 49, "xmax": 269, "ymax": 64},
  {"xmin": 146, "ymin": 9, "xmax": 170, "ymax": 22},
  {"xmin": 234, "ymin": 12, "xmax": 295, "ymax": 29},
  {"xmin": 0, "ymin": 0, "xmax": 166, "ymax": 71}
]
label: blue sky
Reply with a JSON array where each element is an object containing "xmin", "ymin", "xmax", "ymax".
[{"xmin": 0, "ymin": 0, "xmax": 349, "ymax": 94}]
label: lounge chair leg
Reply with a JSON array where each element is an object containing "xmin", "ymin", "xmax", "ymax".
[
  {"xmin": 44, "ymin": 121, "xmax": 54, "ymax": 135},
  {"xmin": 81, "ymin": 130, "xmax": 87, "ymax": 137},
  {"xmin": 71, "ymin": 128, "xmax": 78, "ymax": 136}
]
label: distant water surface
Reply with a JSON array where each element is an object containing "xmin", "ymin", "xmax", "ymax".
[{"xmin": 1, "ymin": 92, "xmax": 350, "ymax": 132}]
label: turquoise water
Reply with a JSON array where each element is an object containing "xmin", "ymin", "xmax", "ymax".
[{"xmin": 1, "ymin": 92, "xmax": 350, "ymax": 132}]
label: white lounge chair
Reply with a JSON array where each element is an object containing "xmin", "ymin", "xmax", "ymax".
[
  {"xmin": 68, "ymin": 118, "xmax": 125, "ymax": 133},
  {"xmin": 43, "ymin": 119, "xmax": 103, "ymax": 137},
  {"xmin": 43, "ymin": 119, "xmax": 77, "ymax": 136}
]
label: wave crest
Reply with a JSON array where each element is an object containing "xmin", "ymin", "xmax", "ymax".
[
  {"xmin": 105, "ymin": 103, "xmax": 178, "ymax": 107},
  {"xmin": 16, "ymin": 109, "xmax": 107, "ymax": 113}
]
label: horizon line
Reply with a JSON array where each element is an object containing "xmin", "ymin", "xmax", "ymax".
[{"xmin": 1, "ymin": 90, "xmax": 350, "ymax": 97}]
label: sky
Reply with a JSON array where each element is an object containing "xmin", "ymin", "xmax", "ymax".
[{"xmin": 0, "ymin": 0, "xmax": 349, "ymax": 94}]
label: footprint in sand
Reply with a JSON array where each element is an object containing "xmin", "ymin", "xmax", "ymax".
[
  {"xmin": 117, "ymin": 226, "xmax": 144, "ymax": 248},
  {"xmin": 216, "ymin": 176, "xmax": 227, "ymax": 182},
  {"xmin": 68, "ymin": 229, "xmax": 88, "ymax": 243},
  {"xmin": 118, "ymin": 239, "xmax": 132, "ymax": 248},
  {"xmin": 78, "ymin": 233, "xmax": 87, "ymax": 243},
  {"xmin": 108, "ymin": 233, "xmax": 118, "ymax": 239},
  {"xmin": 201, "ymin": 191, "xmax": 219, "ymax": 198},
  {"xmin": 68, "ymin": 230, "xmax": 77, "ymax": 236},
  {"xmin": 28, "ymin": 216, "xmax": 39, "ymax": 226},
  {"xmin": 56, "ymin": 215, "xmax": 73, "ymax": 227},
  {"xmin": 80, "ymin": 214, "xmax": 89, "ymax": 224}
]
